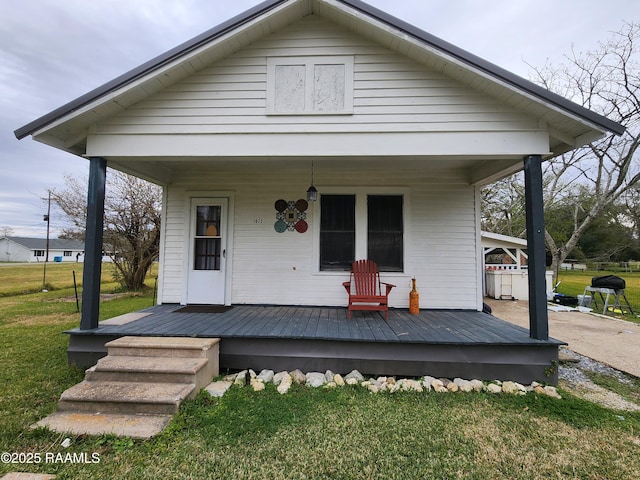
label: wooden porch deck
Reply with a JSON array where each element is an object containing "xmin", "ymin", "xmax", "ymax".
[{"xmin": 67, "ymin": 305, "xmax": 564, "ymax": 384}]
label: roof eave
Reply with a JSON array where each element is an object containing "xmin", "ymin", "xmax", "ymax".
[
  {"xmin": 15, "ymin": 0, "xmax": 625, "ymax": 143},
  {"xmin": 481, "ymin": 231, "xmax": 528, "ymax": 248},
  {"xmin": 14, "ymin": 0, "xmax": 289, "ymax": 141},
  {"xmin": 337, "ymin": 0, "xmax": 625, "ymax": 137}
]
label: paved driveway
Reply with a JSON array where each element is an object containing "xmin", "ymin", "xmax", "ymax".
[{"xmin": 485, "ymin": 298, "xmax": 640, "ymax": 378}]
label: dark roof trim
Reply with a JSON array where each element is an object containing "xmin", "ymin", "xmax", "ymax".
[
  {"xmin": 340, "ymin": 0, "xmax": 625, "ymax": 136},
  {"xmin": 14, "ymin": 0, "xmax": 287, "ymax": 140},
  {"xmin": 4, "ymin": 236, "xmax": 84, "ymax": 250},
  {"xmin": 15, "ymin": 0, "xmax": 625, "ymax": 140}
]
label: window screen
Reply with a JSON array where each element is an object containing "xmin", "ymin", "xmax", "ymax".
[
  {"xmin": 367, "ymin": 195, "xmax": 403, "ymax": 272},
  {"xmin": 320, "ymin": 195, "xmax": 355, "ymax": 271}
]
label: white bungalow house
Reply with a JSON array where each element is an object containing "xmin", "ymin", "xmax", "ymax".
[
  {"xmin": 0, "ymin": 236, "xmax": 84, "ymax": 263},
  {"xmin": 15, "ymin": 0, "xmax": 623, "ymax": 344}
]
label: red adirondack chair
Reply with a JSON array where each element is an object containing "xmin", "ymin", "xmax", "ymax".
[{"xmin": 342, "ymin": 259, "xmax": 396, "ymax": 320}]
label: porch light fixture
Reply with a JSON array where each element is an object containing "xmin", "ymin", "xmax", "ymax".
[{"xmin": 306, "ymin": 160, "xmax": 318, "ymax": 202}]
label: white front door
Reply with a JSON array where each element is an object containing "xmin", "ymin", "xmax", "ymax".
[{"xmin": 187, "ymin": 198, "xmax": 228, "ymax": 304}]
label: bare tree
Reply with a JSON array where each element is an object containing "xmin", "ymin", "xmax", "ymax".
[
  {"xmin": 51, "ymin": 170, "xmax": 162, "ymax": 290},
  {"xmin": 529, "ymin": 22, "xmax": 640, "ymax": 273},
  {"xmin": 481, "ymin": 174, "xmax": 526, "ymax": 236}
]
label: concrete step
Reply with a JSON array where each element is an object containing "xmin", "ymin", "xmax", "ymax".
[
  {"xmin": 33, "ymin": 412, "xmax": 174, "ymax": 439},
  {"xmin": 58, "ymin": 381, "xmax": 194, "ymax": 415},
  {"xmin": 38, "ymin": 336, "xmax": 222, "ymax": 438},
  {"xmin": 86, "ymin": 355, "xmax": 209, "ymax": 386},
  {"xmin": 106, "ymin": 336, "xmax": 220, "ymax": 381},
  {"xmin": 106, "ymin": 336, "xmax": 220, "ymax": 359}
]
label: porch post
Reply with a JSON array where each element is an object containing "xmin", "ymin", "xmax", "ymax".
[
  {"xmin": 524, "ymin": 154, "xmax": 548, "ymax": 340},
  {"xmin": 80, "ymin": 157, "xmax": 107, "ymax": 330}
]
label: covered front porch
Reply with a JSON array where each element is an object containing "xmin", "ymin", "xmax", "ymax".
[{"xmin": 67, "ymin": 305, "xmax": 564, "ymax": 385}]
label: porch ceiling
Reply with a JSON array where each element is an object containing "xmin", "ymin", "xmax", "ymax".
[{"xmin": 108, "ymin": 155, "xmax": 523, "ymax": 186}]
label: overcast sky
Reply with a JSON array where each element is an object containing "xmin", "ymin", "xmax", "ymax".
[{"xmin": 1, "ymin": 0, "xmax": 637, "ymax": 237}]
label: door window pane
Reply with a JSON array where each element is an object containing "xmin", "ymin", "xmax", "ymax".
[
  {"xmin": 194, "ymin": 238, "xmax": 221, "ymax": 270},
  {"xmin": 320, "ymin": 195, "xmax": 355, "ymax": 271},
  {"xmin": 194, "ymin": 206, "xmax": 221, "ymax": 271},
  {"xmin": 196, "ymin": 206, "xmax": 221, "ymax": 237},
  {"xmin": 368, "ymin": 195, "xmax": 403, "ymax": 272}
]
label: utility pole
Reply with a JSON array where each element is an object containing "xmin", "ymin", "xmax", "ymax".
[{"xmin": 42, "ymin": 190, "xmax": 51, "ymax": 292}]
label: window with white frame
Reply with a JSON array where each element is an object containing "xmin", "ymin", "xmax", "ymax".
[
  {"xmin": 63, "ymin": 251, "xmax": 72, "ymax": 257},
  {"xmin": 33, "ymin": 250, "xmax": 44, "ymax": 257},
  {"xmin": 267, "ymin": 56, "xmax": 354, "ymax": 114},
  {"xmin": 319, "ymin": 193, "xmax": 404, "ymax": 272}
]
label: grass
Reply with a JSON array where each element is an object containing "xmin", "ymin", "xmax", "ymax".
[
  {"xmin": 0, "ymin": 264, "xmax": 639, "ymax": 479},
  {"xmin": 555, "ymin": 269, "xmax": 640, "ymax": 323},
  {"xmin": 0, "ymin": 262, "xmax": 159, "ymax": 297},
  {"xmin": 0, "ymin": 262, "xmax": 115, "ymax": 297}
]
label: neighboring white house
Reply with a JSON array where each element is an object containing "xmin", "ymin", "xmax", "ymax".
[
  {"xmin": 0, "ymin": 236, "xmax": 84, "ymax": 263},
  {"xmin": 15, "ymin": 0, "xmax": 622, "ymax": 316}
]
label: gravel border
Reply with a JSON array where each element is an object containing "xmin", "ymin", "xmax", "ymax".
[{"xmin": 558, "ymin": 347, "xmax": 640, "ymax": 411}]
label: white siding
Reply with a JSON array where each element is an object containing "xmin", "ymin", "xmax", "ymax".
[
  {"xmin": 96, "ymin": 15, "xmax": 539, "ymax": 138},
  {"xmin": 159, "ymin": 161, "xmax": 479, "ymax": 310},
  {"xmin": 0, "ymin": 240, "xmax": 84, "ymax": 263},
  {"xmin": 0, "ymin": 240, "xmax": 31, "ymax": 262},
  {"xmin": 411, "ymin": 185, "xmax": 479, "ymax": 309}
]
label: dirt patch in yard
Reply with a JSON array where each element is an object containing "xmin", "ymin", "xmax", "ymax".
[
  {"xmin": 48, "ymin": 293, "xmax": 131, "ymax": 303},
  {"xmin": 9, "ymin": 313, "xmax": 75, "ymax": 327},
  {"xmin": 558, "ymin": 348, "xmax": 640, "ymax": 412}
]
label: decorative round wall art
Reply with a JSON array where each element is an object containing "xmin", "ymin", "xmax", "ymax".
[{"xmin": 274, "ymin": 199, "xmax": 308, "ymax": 233}]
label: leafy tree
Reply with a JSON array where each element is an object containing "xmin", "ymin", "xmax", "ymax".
[
  {"xmin": 578, "ymin": 201, "xmax": 638, "ymax": 262},
  {"xmin": 619, "ymin": 185, "xmax": 640, "ymax": 258},
  {"xmin": 51, "ymin": 170, "xmax": 162, "ymax": 290}
]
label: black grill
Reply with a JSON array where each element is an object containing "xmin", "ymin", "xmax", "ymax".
[{"xmin": 591, "ymin": 275, "xmax": 626, "ymax": 290}]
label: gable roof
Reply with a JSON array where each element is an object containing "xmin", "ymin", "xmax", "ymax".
[
  {"xmin": 14, "ymin": 0, "xmax": 624, "ymax": 154},
  {"xmin": 3, "ymin": 236, "xmax": 84, "ymax": 251},
  {"xmin": 481, "ymin": 231, "xmax": 528, "ymax": 249}
]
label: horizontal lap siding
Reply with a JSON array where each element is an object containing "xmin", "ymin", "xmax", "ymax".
[
  {"xmin": 160, "ymin": 194, "xmax": 186, "ymax": 302},
  {"xmin": 160, "ymin": 164, "xmax": 478, "ymax": 309},
  {"xmin": 97, "ymin": 16, "xmax": 536, "ymax": 136},
  {"xmin": 411, "ymin": 185, "xmax": 478, "ymax": 309}
]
